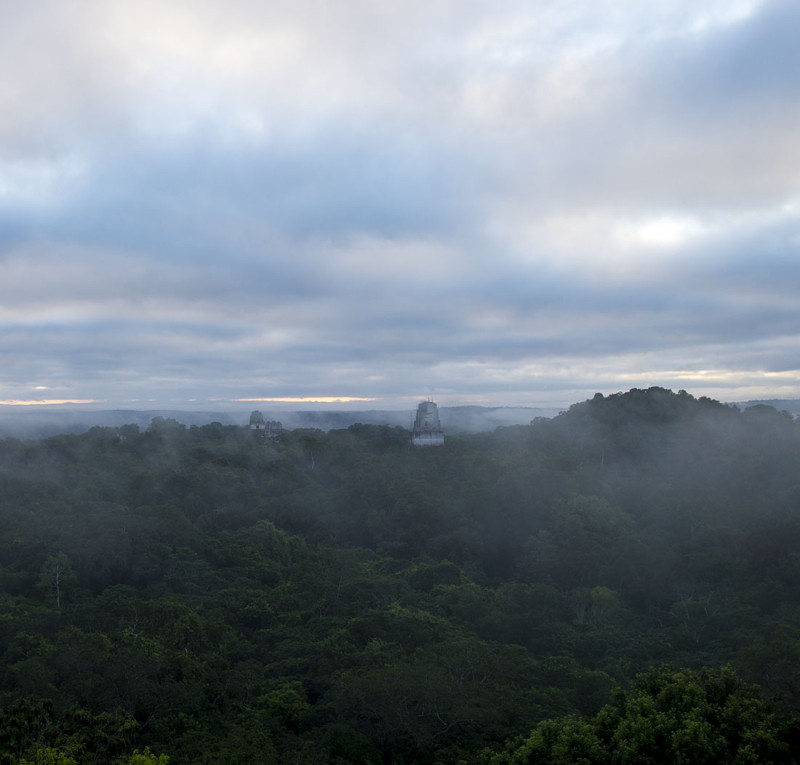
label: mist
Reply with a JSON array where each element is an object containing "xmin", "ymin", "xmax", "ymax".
[{"xmin": 2, "ymin": 387, "xmax": 800, "ymax": 761}]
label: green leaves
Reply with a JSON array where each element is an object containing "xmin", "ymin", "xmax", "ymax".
[
  {"xmin": 2, "ymin": 392, "xmax": 800, "ymax": 762},
  {"xmin": 0, "ymin": 698, "xmax": 146, "ymax": 764},
  {"xmin": 37, "ymin": 555, "xmax": 76, "ymax": 613},
  {"xmin": 256, "ymin": 681, "xmax": 310, "ymax": 731},
  {"xmin": 125, "ymin": 749, "xmax": 170, "ymax": 765},
  {"xmin": 495, "ymin": 666, "xmax": 789, "ymax": 765}
]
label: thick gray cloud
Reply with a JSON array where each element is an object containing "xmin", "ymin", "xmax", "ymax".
[{"xmin": 1, "ymin": 0, "xmax": 798, "ymax": 409}]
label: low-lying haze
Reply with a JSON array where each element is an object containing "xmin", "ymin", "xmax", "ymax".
[{"xmin": 1, "ymin": 0, "xmax": 799, "ymax": 409}]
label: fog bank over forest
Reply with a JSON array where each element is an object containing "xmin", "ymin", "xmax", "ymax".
[
  {"xmin": 3, "ymin": 386, "xmax": 800, "ymax": 762},
  {"xmin": 0, "ymin": 404, "xmax": 563, "ymax": 439},
  {"xmin": 0, "ymin": 387, "xmax": 800, "ymax": 765},
  {"xmin": 3, "ymin": 396, "xmax": 800, "ymax": 440}
]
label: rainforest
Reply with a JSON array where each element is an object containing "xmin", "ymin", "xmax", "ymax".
[{"xmin": 2, "ymin": 388, "xmax": 800, "ymax": 763}]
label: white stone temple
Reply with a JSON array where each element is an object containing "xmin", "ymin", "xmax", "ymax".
[
  {"xmin": 249, "ymin": 411, "xmax": 283, "ymax": 438},
  {"xmin": 411, "ymin": 400, "xmax": 445, "ymax": 446}
]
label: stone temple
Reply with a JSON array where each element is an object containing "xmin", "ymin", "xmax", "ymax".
[
  {"xmin": 249, "ymin": 410, "xmax": 283, "ymax": 438},
  {"xmin": 411, "ymin": 400, "xmax": 445, "ymax": 446}
]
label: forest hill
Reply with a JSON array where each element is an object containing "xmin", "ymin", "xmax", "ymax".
[{"xmin": 1, "ymin": 387, "xmax": 799, "ymax": 763}]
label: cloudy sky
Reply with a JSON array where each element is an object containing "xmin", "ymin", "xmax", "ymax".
[{"xmin": 1, "ymin": 0, "xmax": 799, "ymax": 410}]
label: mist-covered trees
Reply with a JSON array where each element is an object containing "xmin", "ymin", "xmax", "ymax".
[
  {"xmin": 484, "ymin": 665, "xmax": 791, "ymax": 765},
  {"xmin": 0, "ymin": 389, "xmax": 799, "ymax": 762}
]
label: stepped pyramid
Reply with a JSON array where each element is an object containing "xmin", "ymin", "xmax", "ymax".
[{"xmin": 411, "ymin": 400, "xmax": 444, "ymax": 446}]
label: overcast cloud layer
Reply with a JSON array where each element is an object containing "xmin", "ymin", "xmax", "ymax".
[{"xmin": 1, "ymin": 0, "xmax": 799, "ymax": 409}]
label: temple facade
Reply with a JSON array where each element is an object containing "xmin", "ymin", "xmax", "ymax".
[
  {"xmin": 411, "ymin": 400, "xmax": 444, "ymax": 446},
  {"xmin": 249, "ymin": 410, "xmax": 283, "ymax": 438}
]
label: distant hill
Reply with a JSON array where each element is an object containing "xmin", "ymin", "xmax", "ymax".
[
  {"xmin": 0, "ymin": 404, "xmax": 561, "ymax": 439},
  {"xmin": 0, "ymin": 408, "xmax": 242, "ymax": 440},
  {"xmin": 4, "ymin": 396, "xmax": 797, "ymax": 440},
  {"xmin": 735, "ymin": 399, "xmax": 800, "ymax": 416}
]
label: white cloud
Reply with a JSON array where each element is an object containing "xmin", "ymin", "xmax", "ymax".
[
  {"xmin": 0, "ymin": 0, "xmax": 798, "ymax": 407},
  {"xmin": 616, "ymin": 216, "xmax": 707, "ymax": 248}
]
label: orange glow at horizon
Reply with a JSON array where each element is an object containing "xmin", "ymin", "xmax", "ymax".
[{"xmin": 235, "ymin": 397, "xmax": 379, "ymax": 404}]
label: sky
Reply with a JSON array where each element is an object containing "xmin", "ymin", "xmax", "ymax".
[{"xmin": 1, "ymin": 0, "xmax": 799, "ymax": 411}]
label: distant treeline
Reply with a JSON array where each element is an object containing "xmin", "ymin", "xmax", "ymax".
[
  {"xmin": 0, "ymin": 404, "xmax": 557, "ymax": 440},
  {"xmin": 1, "ymin": 388, "xmax": 800, "ymax": 763}
]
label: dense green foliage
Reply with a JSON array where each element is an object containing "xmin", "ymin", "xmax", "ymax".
[
  {"xmin": 481, "ymin": 664, "xmax": 793, "ymax": 764},
  {"xmin": 1, "ymin": 388, "xmax": 800, "ymax": 762}
]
